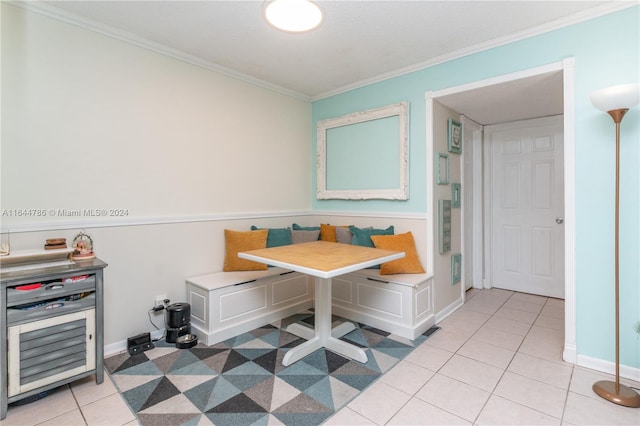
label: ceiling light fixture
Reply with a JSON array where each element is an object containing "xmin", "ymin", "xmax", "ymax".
[{"xmin": 264, "ymin": 0, "xmax": 323, "ymax": 33}]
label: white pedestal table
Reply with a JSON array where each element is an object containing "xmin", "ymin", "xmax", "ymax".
[{"xmin": 239, "ymin": 241, "xmax": 404, "ymax": 366}]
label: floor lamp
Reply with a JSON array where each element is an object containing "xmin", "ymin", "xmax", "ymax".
[{"xmin": 590, "ymin": 83, "xmax": 640, "ymax": 408}]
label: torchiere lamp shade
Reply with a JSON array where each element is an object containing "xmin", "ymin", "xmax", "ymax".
[{"xmin": 590, "ymin": 83, "xmax": 639, "ymax": 113}]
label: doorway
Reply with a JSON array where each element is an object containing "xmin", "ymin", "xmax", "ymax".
[{"xmin": 426, "ymin": 58, "xmax": 577, "ymax": 363}]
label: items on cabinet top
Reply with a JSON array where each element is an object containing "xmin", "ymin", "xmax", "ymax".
[
  {"xmin": 0, "ymin": 248, "xmax": 74, "ymax": 273},
  {"xmin": 44, "ymin": 238, "xmax": 67, "ymax": 250},
  {"xmin": 71, "ymin": 231, "xmax": 95, "ymax": 260},
  {"xmin": 0, "ymin": 231, "xmax": 97, "ymax": 273}
]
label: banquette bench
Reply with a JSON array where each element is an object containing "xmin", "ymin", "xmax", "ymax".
[
  {"xmin": 185, "ymin": 267, "xmax": 313, "ymax": 346},
  {"xmin": 185, "ymin": 266, "xmax": 434, "ymax": 345}
]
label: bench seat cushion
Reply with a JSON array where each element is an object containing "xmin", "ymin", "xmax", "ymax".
[
  {"xmin": 186, "ymin": 267, "xmax": 291, "ymax": 291},
  {"xmin": 352, "ymin": 269, "xmax": 432, "ymax": 288}
]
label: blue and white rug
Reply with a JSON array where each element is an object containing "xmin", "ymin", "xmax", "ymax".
[{"xmin": 105, "ymin": 311, "xmax": 439, "ymax": 426}]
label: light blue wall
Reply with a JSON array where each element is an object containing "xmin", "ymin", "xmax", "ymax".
[
  {"xmin": 326, "ymin": 115, "xmax": 400, "ymax": 190},
  {"xmin": 312, "ymin": 7, "xmax": 640, "ymax": 368}
]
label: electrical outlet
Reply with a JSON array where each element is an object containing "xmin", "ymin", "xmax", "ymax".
[{"xmin": 154, "ymin": 295, "xmax": 167, "ymax": 308}]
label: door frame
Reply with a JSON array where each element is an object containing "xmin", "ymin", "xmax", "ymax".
[
  {"xmin": 461, "ymin": 116, "xmax": 483, "ymax": 291},
  {"xmin": 426, "ymin": 58, "xmax": 577, "ymax": 363}
]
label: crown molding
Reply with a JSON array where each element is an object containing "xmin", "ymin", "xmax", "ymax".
[
  {"xmin": 9, "ymin": 1, "xmax": 635, "ymax": 103},
  {"xmin": 311, "ymin": 2, "xmax": 637, "ymax": 101}
]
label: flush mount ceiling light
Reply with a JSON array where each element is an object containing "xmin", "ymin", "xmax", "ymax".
[{"xmin": 264, "ymin": 0, "xmax": 323, "ymax": 33}]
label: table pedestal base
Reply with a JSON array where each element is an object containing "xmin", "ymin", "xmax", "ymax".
[
  {"xmin": 282, "ymin": 277, "xmax": 368, "ymax": 366},
  {"xmin": 286, "ymin": 321, "xmax": 356, "ymax": 340}
]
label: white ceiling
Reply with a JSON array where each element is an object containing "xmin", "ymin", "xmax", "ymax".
[
  {"xmin": 19, "ymin": 1, "xmax": 634, "ymax": 123},
  {"xmin": 436, "ymin": 69, "xmax": 565, "ymax": 125}
]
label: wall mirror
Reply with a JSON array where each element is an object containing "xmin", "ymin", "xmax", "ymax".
[{"xmin": 317, "ymin": 101, "xmax": 409, "ymax": 200}]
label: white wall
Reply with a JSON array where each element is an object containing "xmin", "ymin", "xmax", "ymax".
[
  {"xmin": 2, "ymin": 4, "xmax": 311, "ymax": 222},
  {"xmin": 1, "ymin": 4, "xmax": 435, "ymax": 351},
  {"xmin": 1, "ymin": 4, "xmax": 312, "ymax": 348},
  {"xmin": 432, "ymin": 101, "xmax": 463, "ymax": 314},
  {"xmin": 4, "ymin": 217, "xmax": 318, "ymax": 348}
]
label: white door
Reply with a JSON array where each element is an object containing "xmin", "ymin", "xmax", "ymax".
[{"xmin": 486, "ymin": 116, "xmax": 564, "ymax": 298}]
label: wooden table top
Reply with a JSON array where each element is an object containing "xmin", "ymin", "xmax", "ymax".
[{"xmin": 239, "ymin": 240, "xmax": 404, "ymax": 279}]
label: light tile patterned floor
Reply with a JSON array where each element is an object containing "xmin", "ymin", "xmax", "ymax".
[{"xmin": 4, "ymin": 288, "xmax": 640, "ymax": 425}]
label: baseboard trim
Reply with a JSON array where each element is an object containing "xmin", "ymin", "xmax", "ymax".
[
  {"xmin": 435, "ymin": 297, "xmax": 464, "ymax": 323},
  {"xmin": 563, "ymin": 343, "xmax": 577, "ymax": 364},
  {"xmin": 576, "ymin": 353, "xmax": 640, "ymax": 383},
  {"xmin": 105, "ymin": 329, "xmax": 165, "ymax": 357}
]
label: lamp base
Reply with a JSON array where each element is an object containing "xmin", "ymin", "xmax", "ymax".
[{"xmin": 593, "ymin": 380, "xmax": 640, "ymax": 407}]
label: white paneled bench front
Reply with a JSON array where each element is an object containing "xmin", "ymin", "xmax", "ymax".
[
  {"xmin": 330, "ymin": 270, "xmax": 435, "ymax": 340},
  {"xmin": 185, "ymin": 268, "xmax": 313, "ymax": 345},
  {"xmin": 185, "ymin": 267, "xmax": 434, "ymax": 346}
]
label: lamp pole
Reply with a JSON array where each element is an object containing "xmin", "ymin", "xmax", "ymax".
[{"xmin": 590, "ymin": 84, "xmax": 640, "ymax": 408}]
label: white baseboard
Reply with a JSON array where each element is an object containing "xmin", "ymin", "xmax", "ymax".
[
  {"xmin": 435, "ymin": 297, "xmax": 464, "ymax": 323},
  {"xmin": 104, "ymin": 329, "xmax": 165, "ymax": 357},
  {"xmin": 563, "ymin": 343, "xmax": 577, "ymax": 364},
  {"xmin": 576, "ymin": 353, "xmax": 640, "ymax": 383}
]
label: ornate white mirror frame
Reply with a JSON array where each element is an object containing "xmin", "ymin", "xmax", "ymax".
[{"xmin": 316, "ymin": 101, "xmax": 409, "ymax": 200}]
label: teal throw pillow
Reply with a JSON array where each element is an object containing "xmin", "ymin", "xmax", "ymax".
[
  {"xmin": 251, "ymin": 226, "xmax": 292, "ymax": 247},
  {"xmin": 349, "ymin": 225, "xmax": 395, "ymax": 269},
  {"xmin": 349, "ymin": 225, "xmax": 395, "ymax": 247},
  {"xmin": 292, "ymin": 223, "xmax": 321, "ymax": 231}
]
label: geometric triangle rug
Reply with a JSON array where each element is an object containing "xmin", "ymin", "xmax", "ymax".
[{"xmin": 105, "ymin": 310, "xmax": 439, "ymax": 426}]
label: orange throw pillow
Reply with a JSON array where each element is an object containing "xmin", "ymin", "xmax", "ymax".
[
  {"xmin": 320, "ymin": 224, "xmax": 337, "ymax": 242},
  {"xmin": 370, "ymin": 231, "xmax": 425, "ymax": 275},
  {"xmin": 223, "ymin": 229, "xmax": 269, "ymax": 271}
]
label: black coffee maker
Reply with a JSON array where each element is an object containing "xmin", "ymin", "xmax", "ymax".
[{"xmin": 165, "ymin": 303, "xmax": 192, "ymax": 343}]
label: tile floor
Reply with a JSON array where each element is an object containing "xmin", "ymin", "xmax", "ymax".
[{"xmin": 4, "ymin": 288, "xmax": 640, "ymax": 425}]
